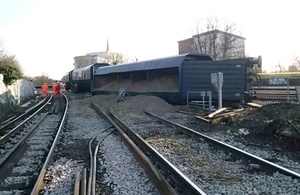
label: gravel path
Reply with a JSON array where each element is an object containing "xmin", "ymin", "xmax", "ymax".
[
  {"xmin": 42, "ymin": 93, "xmax": 158, "ymax": 194},
  {"xmin": 34, "ymin": 93, "xmax": 300, "ymax": 194}
]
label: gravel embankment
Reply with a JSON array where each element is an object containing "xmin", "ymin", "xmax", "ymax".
[
  {"xmin": 42, "ymin": 93, "xmax": 158, "ymax": 194},
  {"xmin": 163, "ymin": 112, "xmax": 300, "ymax": 173},
  {"xmin": 38, "ymin": 93, "xmax": 300, "ymax": 194},
  {"xmin": 159, "ymin": 112, "xmax": 300, "ymax": 194}
]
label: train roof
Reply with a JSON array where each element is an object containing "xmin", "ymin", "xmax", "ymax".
[
  {"xmin": 73, "ymin": 63, "xmax": 110, "ymax": 73},
  {"xmin": 62, "ymin": 71, "xmax": 71, "ymax": 76},
  {"xmin": 94, "ymin": 53, "xmax": 213, "ymax": 75}
]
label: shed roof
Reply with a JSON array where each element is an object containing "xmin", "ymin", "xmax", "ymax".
[{"xmin": 95, "ymin": 53, "xmax": 213, "ymax": 75}]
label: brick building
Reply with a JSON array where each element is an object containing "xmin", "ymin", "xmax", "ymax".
[{"xmin": 178, "ymin": 30, "xmax": 245, "ymax": 60}]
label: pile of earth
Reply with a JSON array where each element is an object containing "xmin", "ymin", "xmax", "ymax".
[
  {"xmin": 70, "ymin": 94, "xmax": 300, "ymax": 152},
  {"xmin": 73, "ymin": 94, "xmax": 175, "ymax": 121},
  {"xmin": 233, "ymin": 102, "xmax": 300, "ymax": 150}
]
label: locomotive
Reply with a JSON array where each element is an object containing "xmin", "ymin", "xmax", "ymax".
[
  {"xmin": 61, "ymin": 70, "xmax": 73, "ymax": 91},
  {"xmin": 61, "ymin": 63, "xmax": 109, "ymax": 92}
]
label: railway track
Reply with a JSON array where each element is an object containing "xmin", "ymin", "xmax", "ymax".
[
  {"xmin": 147, "ymin": 111, "xmax": 300, "ymax": 176},
  {"xmin": 5, "ymin": 92, "xmax": 297, "ymax": 194},
  {"xmin": 251, "ymin": 86, "xmax": 299, "ymax": 101},
  {"xmin": 0, "ymin": 96, "xmax": 50, "ymax": 134},
  {"xmin": 94, "ymin": 104, "xmax": 206, "ymax": 194},
  {"xmin": 0, "ymin": 94, "xmax": 68, "ymax": 194},
  {"xmin": 90, "ymin": 102, "xmax": 300, "ymax": 194}
]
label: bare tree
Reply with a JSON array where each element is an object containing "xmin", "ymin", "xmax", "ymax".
[
  {"xmin": 288, "ymin": 65, "xmax": 298, "ymax": 72},
  {"xmin": 294, "ymin": 56, "xmax": 300, "ymax": 67},
  {"xmin": 33, "ymin": 73, "xmax": 54, "ymax": 86},
  {"xmin": 274, "ymin": 63, "xmax": 286, "ymax": 72},
  {"xmin": 221, "ymin": 24, "xmax": 244, "ymax": 59},
  {"xmin": 107, "ymin": 53, "xmax": 138, "ymax": 65},
  {"xmin": 192, "ymin": 17, "xmax": 245, "ymax": 60},
  {"xmin": 287, "ymin": 56, "xmax": 300, "ymax": 72},
  {"xmin": 0, "ymin": 40, "xmax": 22, "ymax": 70},
  {"xmin": 107, "ymin": 52, "xmax": 124, "ymax": 65},
  {"xmin": 122, "ymin": 55, "xmax": 138, "ymax": 64},
  {"xmin": 0, "ymin": 40, "xmax": 5, "ymax": 60}
]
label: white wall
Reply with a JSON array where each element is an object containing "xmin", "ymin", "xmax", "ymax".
[{"xmin": 0, "ymin": 74, "xmax": 36, "ymax": 107}]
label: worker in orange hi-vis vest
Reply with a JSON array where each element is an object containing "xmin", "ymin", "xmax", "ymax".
[
  {"xmin": 41, "ymin": 83, "xmax": 48, "ymax": 97},
  {"xmin": 52, "ymin": 81, "xmax": 61, "ymax": 97},
  {"xmin": 51, "ymin": 81, "xmax": 62, "ymax": 115}
]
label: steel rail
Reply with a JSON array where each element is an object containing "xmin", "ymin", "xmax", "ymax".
[
  {"xmin": 254, "ymin": 94, "xmax": 297, "ymax": 100},
  {"xmin": 0, "ymin": 95, "xmax": 51, "ymax": 133},
  {"xmin": 31, "ymin": 93, "xmax": 69, "ymax": 195},
  {"xmin": 0, "ymin": 112, "xmax": 48, "ymax": 169},
  {"xmin": 74, "ymin": 171, "xmax": 81, "ymax": 195},
  {"xmin": 91, "ymin": 103, "xmax": 178, "ymax": 195},
  {"xmin": 86, "ymin": 126, "xmax": 113, "ymax": 195},
  {"xmin": 145, "ymin": 111, "xmax": 300, "ymax": 179},
  {"xmin": 251, "ymin": 86, "xmax": 298, "ymax": 101},
  {"xmin": 92, "ymin": 129, "xmax": 115, "ymax": 195},
  {"xmin": 81, "ymin": 168, "xmax": 87, "ymax": 195},
  {"xmin": 87, "ymin": 126, "xmax": 113, "ymax": 195},
  {"xmin": 0, "ymin": 95, "xmax": 52, "ymax": 144},
  {"xmin": 87, "ymin": 135, "xmax": 98, "ymax": 195},
  {"xmin": 107, "ymin": 110, "xmax": 207, "ymax": 195},
  {"xmin": 252, "ymin": 86, "xmax": 296, "ymax": 90}
]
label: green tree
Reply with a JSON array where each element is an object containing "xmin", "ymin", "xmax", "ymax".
[
  {"xmin": 0, "ymin": 65, "xmax": 20, "ymax": 85},
  {"xmin": 0, "ymin": 41, "xmax": 23, "ymax": 85}
]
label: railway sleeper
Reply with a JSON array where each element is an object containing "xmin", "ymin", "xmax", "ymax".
[{"xmin": 0, "ymin": 179, "xmax": 29, "ymax": 190}]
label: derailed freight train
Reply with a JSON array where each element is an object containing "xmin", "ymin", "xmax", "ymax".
[
  {"xmin": 61, "ymin": 70, "xmax": 73, "ymax": 90},
  {"xmin": 91, "ymin": 53, "xmax": 262, "ymax": 104},
  {"xmin": 61, "ymin": 63, "xmax": 109, "ymax": 92}
]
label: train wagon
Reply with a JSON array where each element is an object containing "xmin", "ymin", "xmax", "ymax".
[
  {"xmin": 61, "ymin": 70, "xmax": 73, "ymax": 90},
  {"xmin": 71, "ymin": 63, "xmax": 109, "ymax": 92},
  {"xmin": 92, "ymin": 53, "xmax": 261, "ymax": 104}
]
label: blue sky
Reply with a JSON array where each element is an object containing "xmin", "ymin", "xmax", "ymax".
[{"xmin": 0, "ymin": 0, "xmax": 299, "ymax": 79}]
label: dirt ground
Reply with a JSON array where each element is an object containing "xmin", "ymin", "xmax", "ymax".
[
  {"xmin": 3, "ymin": 93, "xmax": 300, "ymax": 158},
  {"xmin": 233, "ymin": 102, "xmax": 300, "ymax": 150},
  {"xmin": 78, "ymin": 94, "xmax": 300, "ymax": 151},
  {"xmin": 74, "ymin": 94, "xmax": 175, "ymax": 121}
]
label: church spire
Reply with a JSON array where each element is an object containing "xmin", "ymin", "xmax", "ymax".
[{"xmin": 106, "ymin": 37, "xmax": 109, "ymax": 51}]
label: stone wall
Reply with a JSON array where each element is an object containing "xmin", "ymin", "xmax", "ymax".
[{"xmin": 0, "ymin": 74, "xmax": 36, "ymax": 109}]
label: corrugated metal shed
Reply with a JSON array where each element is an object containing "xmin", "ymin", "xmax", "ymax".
[{"xmin": 95, "ymin": 53, "xmax": 212, "ymax": 75}]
